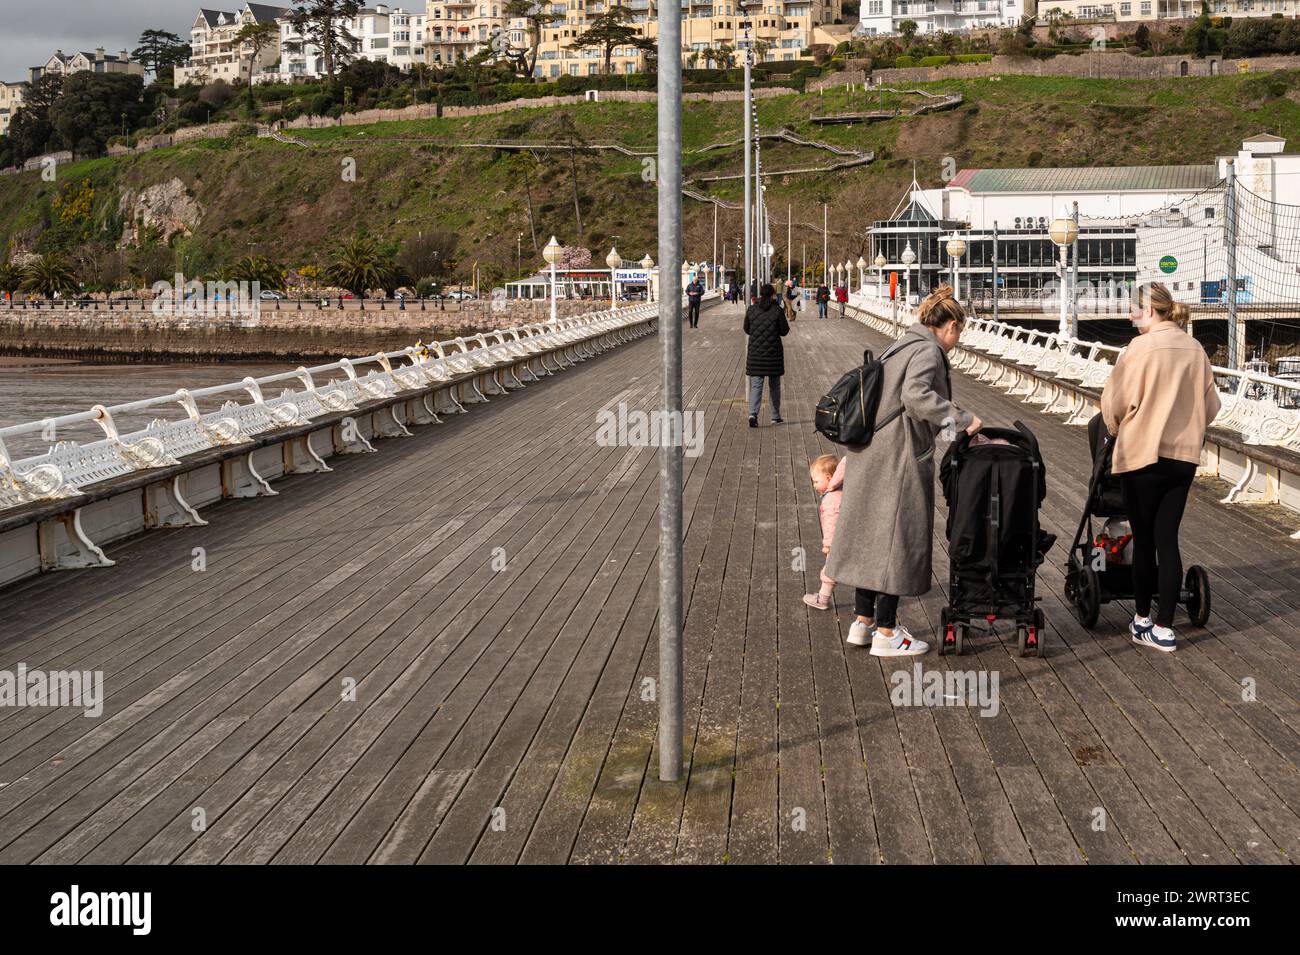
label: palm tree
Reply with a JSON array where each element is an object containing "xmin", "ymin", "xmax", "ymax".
[
  {"xmin": 225, "ymin": 255, "xmax": 286, "ymax": 290},
  {"xmin": 899, "ymin": 19, "xmax": 919, "ymax": 48},
  {"xmin": 21, "ymin": 255, "xmax": 77, "ymax": 298},
  {"xmin": 0, "ymin": 261, "xmax": 21, "ymax": 297},
  {"xmin": 326, "ymin": 237, "xmax": 396, "ymax": 297}
]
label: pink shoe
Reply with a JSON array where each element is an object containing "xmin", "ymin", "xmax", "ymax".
[{"xmin": 803, "ymin": 593, "xmax": 831, "ymax": 611}]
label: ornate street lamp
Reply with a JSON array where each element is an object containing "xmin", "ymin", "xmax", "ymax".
[
  {"xmin": 901, "ymin": 241, "xmax": 916, "ymax": 306},
  {"xmin": 874, "ymin": 251, "xmax": 886, "ymax": 300},
  {"xmin": 606, "ymin": 246, "xmax": 623, "ymax": 311},
  {"xmin": 543, "ymin": 235, "xmax": 563, "ymax": 323},
  {"xmin": 641, "ymin": 254, "xmax": 655, "ymax": 301},
  {"xmin": 1049, "ymin": 215, "xmax": 1080, "ymax": 338},
  {"xmin": 945, "ymin": 236, "xmax": 967, "ymax": 301}
]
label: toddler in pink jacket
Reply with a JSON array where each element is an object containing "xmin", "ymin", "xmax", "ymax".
[{"xmin": 804, "ymin": 454, "xmax": 846, "ymax": 610}]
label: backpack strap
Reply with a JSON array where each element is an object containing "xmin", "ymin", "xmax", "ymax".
[{"xmin": 872, "ymin": 339, "xmax": 930, "ymax": 434}]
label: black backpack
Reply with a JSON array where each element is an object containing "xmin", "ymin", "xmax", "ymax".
[{"xmin": 814, "ymin": 341, "xmax": 921, "ymax": 448}]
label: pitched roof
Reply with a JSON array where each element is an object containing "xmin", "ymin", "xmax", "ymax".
[
  {"xmin": 199, "ymin": 9, "xmax": 240, "ymax": 27},
  {"xmin": 245, "ymin": 3, "xmax": 293, "ymax": 21},
  {"xmin": 948, "ymin": 165, "xmax": 1220, "ymax": 194}
]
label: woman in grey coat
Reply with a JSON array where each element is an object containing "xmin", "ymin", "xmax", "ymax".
[{"xmin": 824, "ymin": 286, "xmax": 982, "ymax": 656}]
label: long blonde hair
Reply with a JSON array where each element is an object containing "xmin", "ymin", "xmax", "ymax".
[{"xmin": 1137, "ymin": 282, "xmax": 1190, "ymax": 329}]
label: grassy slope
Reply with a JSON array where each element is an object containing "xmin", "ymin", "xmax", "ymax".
[{"xmin": 3, "ymin": 70, "xmax": 1300, "ymax": 279}]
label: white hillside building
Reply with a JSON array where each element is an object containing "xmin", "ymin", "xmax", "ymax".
[{"xmin": 855, "ymin": 0, "xmax": 1021, "ymax": 37}]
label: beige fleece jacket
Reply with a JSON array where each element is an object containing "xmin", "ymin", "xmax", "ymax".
[{"xmin": 1100, "ymin": 322, "xmax": 1222, "ymax": 475}]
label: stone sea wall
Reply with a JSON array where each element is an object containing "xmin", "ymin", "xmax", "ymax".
[{"xmin": 0, "ymin": 299, "xmax": 609, "ymax": 362}]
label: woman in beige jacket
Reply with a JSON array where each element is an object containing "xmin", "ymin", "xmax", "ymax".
[{"xmin": 1100, "ymin": 282, "xmax": 1221, "ymax": 652}]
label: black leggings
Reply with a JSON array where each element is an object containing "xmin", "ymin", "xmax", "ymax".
[
  {"xmin": 1120, "ymin": 457, "xmax": 1196, "ymax": 627},
  {"xmin": 854, "ymin": 588, "xmax": 899, "ymax": 629}
]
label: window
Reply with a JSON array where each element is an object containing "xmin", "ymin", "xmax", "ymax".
[{"xmin": 1140, "ymin": 0, "xmax": 1150, "ymax": 11}]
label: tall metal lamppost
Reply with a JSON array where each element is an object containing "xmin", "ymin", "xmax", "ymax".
[
  {"xmin": 606, "ymin": 246, "xmax": 622, "ymax": 311},
  {"xmin": 901, "ymin": 242, "xmax": 916, "ymax": 309},
  {"xmin": 945, "ymin": 236, "xmax": 967, "ymax": 301},
  {"xmin": 543, "ymin": 235, "xmax": 563, "ymax": 323},
  {"xmin": 1049, "ymin": 214, "xmax": 1080, "ymax": 338}
]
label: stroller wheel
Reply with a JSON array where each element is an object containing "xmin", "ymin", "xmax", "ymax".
[
  {"xmin": 938, "ymin": 608, "xmax": 962, "ymax": 655},
  {"xmin": 1021, "ymin": 608, "xmax": 1047, "ymax": 658},
  {"xmin": 1185, "ymin": 565, "xmax": 1212, "ymax": 627},
  {"xmin": 1074, "ymin": 567, "xmax": 1101, "ymax": 630}
]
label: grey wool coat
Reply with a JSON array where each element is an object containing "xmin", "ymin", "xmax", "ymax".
[{"xmin": 823, "ymin": 323, "xmax": 974, "ymax": 597}]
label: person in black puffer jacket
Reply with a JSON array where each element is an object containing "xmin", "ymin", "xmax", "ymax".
[{"xmin": 743, "ymin": 283, "xmax": 790, "ymax": 427}]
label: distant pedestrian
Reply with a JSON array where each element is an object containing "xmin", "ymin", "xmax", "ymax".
[
  {"xmin": 804, "ymin": 453, "xmax": 846, "ymax": 610},
  {"xmin": 836, "ymin": 282, "xmax": 848, "ymax": 317},
  {"xmin": 816, "ymin": 282, "xmax": 831, "ymax": 319},
  {"xmin": 685, "ymin": 276, "xmax": 704, "ymax": 327},
  {"xmin": 743, "ymin": 283, "xmax": 789, "ymax": 427},
  {"xmin": 783, "ymin": 279, "xmax": 799, "ymax": 323}
]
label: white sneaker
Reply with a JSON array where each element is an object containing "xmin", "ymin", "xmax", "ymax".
[
  {"xmin": 869, "ymin": 625, "xmax": 929, "ymax": 657},
  {"xmin": 846, "ymin": 620, "xmax": 872, "ymax": 646}
]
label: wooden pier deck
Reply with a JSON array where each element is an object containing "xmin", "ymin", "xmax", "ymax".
[{"xmin": 0, "ymin": 301, "xmax": 1297, "ymax": 864}]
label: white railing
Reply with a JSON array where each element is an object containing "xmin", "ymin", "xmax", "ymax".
[
  {"xmin": 847, "ymin": 290, "xmax": 1300, "ymax": 534},
  {"xmin": 848, "ymin": 290, "xmax": 1300, "ymax": 453},
  {"xmin": 0, "ymin": 303, "xmax": 665, "ymax": 512}
]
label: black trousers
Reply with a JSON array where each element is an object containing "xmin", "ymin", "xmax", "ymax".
[
  {"xmin": 687, "ymin": 300, "xmax": 700, "ymax": 326},
  {"xmin": 854, "ymin": 588, "xmax": 899, "ymax": 629},
  {"xmin": 1120, "ymin": 457, "xmax": 1196, "ymax": 627}
]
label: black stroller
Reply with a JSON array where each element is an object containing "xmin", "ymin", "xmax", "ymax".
[
  {"xmin": 1063, "ymin": 414, "xmax": 1211, "ymax": 629},
  {"xmin": 938, "ymin": 420, "xmax": 1055, "ymax": 657}
]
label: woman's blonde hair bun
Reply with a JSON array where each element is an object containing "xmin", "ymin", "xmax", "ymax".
[{"xmin": 919, "ymin": 283, "xmax": 966, "ymax": 329}]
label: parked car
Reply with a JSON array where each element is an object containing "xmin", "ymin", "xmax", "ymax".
[{"xmin": 258, "ymin": 289, "xmax": 287, "ymax": 300}]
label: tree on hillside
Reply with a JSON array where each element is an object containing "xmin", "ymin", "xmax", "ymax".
[
  {"xmin": 221, "ymin": 255, "xmax": 286, "ymax": 290},
  {"xmin": 556, "ymin": 114, "xmax": 589, "ymax": 236},
  {"xmin": 898, "ymin": 20, "xmax": 919, "ymax": 47},
  {"xmin": 289, "ymin": 1, "xmax": 362, "ymax": 84},
  {"xmin": 327, "ymin": 236, "xmax": 396, "ymax": 297},
  {"xmin": 7, "ymin": 74, "xmax": 62, "ymax": 163},
  {"xmin": 0, "ymin": 260, "xmax": 23, "ymax": 296},
  {"xmin": 399, "ymin": 230, "xmax": 457, "ymax": 286},
  {"xmin": 20, "ymin": 254, "xmax": 77, "ymax": 298},
  {"xmin": 568, "ymin": 5, "xmax": 654, "ymax": 75},
  {"xmin": 48, "ymin": 73, "xmax": 148, "ymax": 156},
  {"xmin": 508, "ymin": 152, "xmax": 541, "ymax": 254},
  {"xmin": 233, "ymin": 20, "xmax": 281, "ymax": 109},
  {"xmin": 132, "ymin": 29, "xmax": 192, "ymax": 83},
  {"xmin": 504, "ymin": 0, "xmax": 564, "ymax": 78}
]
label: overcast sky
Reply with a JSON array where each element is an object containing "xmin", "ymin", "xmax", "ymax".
[{"xmin": 0, "ymin": 0, "xmax": 203, "ymax": 80}]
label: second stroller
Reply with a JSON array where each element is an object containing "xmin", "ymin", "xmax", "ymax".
[{"xmin": 938, "ymin": 420, "xmax": 1055, "ymax": 657}]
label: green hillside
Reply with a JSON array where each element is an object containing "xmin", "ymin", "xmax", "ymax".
[{"xmin": 3, "ymin": 70, "xmax": 1300, "ymax": 286}]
